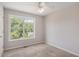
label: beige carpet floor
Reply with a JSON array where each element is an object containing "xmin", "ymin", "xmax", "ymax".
[{"xmin": 3, "ymin": 43, "xmax": 77, "ymax": 57}]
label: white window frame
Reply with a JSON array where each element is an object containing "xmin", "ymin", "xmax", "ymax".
[{"xmin": 8, "ymin": 14, "xmax": 35, "ymax": 41}]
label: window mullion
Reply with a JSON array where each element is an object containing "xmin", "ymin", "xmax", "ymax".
[{"xmin": 23, "ymin": 18, "xmax": 25, "ymax": 39}]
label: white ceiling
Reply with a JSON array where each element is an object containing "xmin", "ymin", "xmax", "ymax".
[{"xmin": 2, "ymin": 2, "xmax": 79, "ymax": 16}]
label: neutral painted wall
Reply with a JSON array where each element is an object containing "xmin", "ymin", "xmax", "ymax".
[
  {"xmin": 45, "ymin": 6, "xmax": 79, "ymax": 56},
  {"xmin": 4, "ymin": 8, "xmax": 45, "ymax": 50},
  {"xmin": 0, "ymin": 3, "xmax": 3, "ymax": 56}
]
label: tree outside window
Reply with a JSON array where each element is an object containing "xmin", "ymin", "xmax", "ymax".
[{"xmin": 10, "ymin": 15, "xmax": 34, "ymax": 40}]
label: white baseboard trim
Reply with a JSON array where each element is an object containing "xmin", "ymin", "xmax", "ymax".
[
  {"xmin": 47, "ymin": 42, "xmax": 79, "ymax": 57},
  {"xmin": 4, "ymin": 41, "xmax": 45, "ymax": 51}
]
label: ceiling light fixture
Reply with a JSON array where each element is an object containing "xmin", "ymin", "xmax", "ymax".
[
  {"xmin": 38, "ymin": 7, "xmax": 44, "ymax": 13},
  {"xmin": 38, "ymin": 2, "xmax": 45, "ymax": 13}
]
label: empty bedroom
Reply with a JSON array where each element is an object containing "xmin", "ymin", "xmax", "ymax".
[{"xmin": 0, "ymin": 1, "xmax": 79, "ymax": 57}]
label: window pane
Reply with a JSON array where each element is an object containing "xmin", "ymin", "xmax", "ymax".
[
  {"xmin": 10, "ymin": 16, "xmax": 24, "ymax": 40},
  {"xmin": 23, "ymin": 18, "xmax": 34, "ymax": 39}
]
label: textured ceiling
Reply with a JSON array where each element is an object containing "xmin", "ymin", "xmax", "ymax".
[{"xmin": 2, "ymin": 2, "xmax": 79, "ymax": 16}]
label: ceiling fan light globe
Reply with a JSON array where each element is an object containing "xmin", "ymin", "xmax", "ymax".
[{"xmin": 38, "ymin": 8, "xmax": 44, "ymax": 13}]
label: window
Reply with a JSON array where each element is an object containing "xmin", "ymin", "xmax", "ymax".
[{"xmin": 9, "ymin": 15, "xmax": 35, "ymax": 40}]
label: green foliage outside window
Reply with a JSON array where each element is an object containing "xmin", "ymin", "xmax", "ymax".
[{"xmin": 10, "ymin": 16, "xmax": 34, "ymax": 40}]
